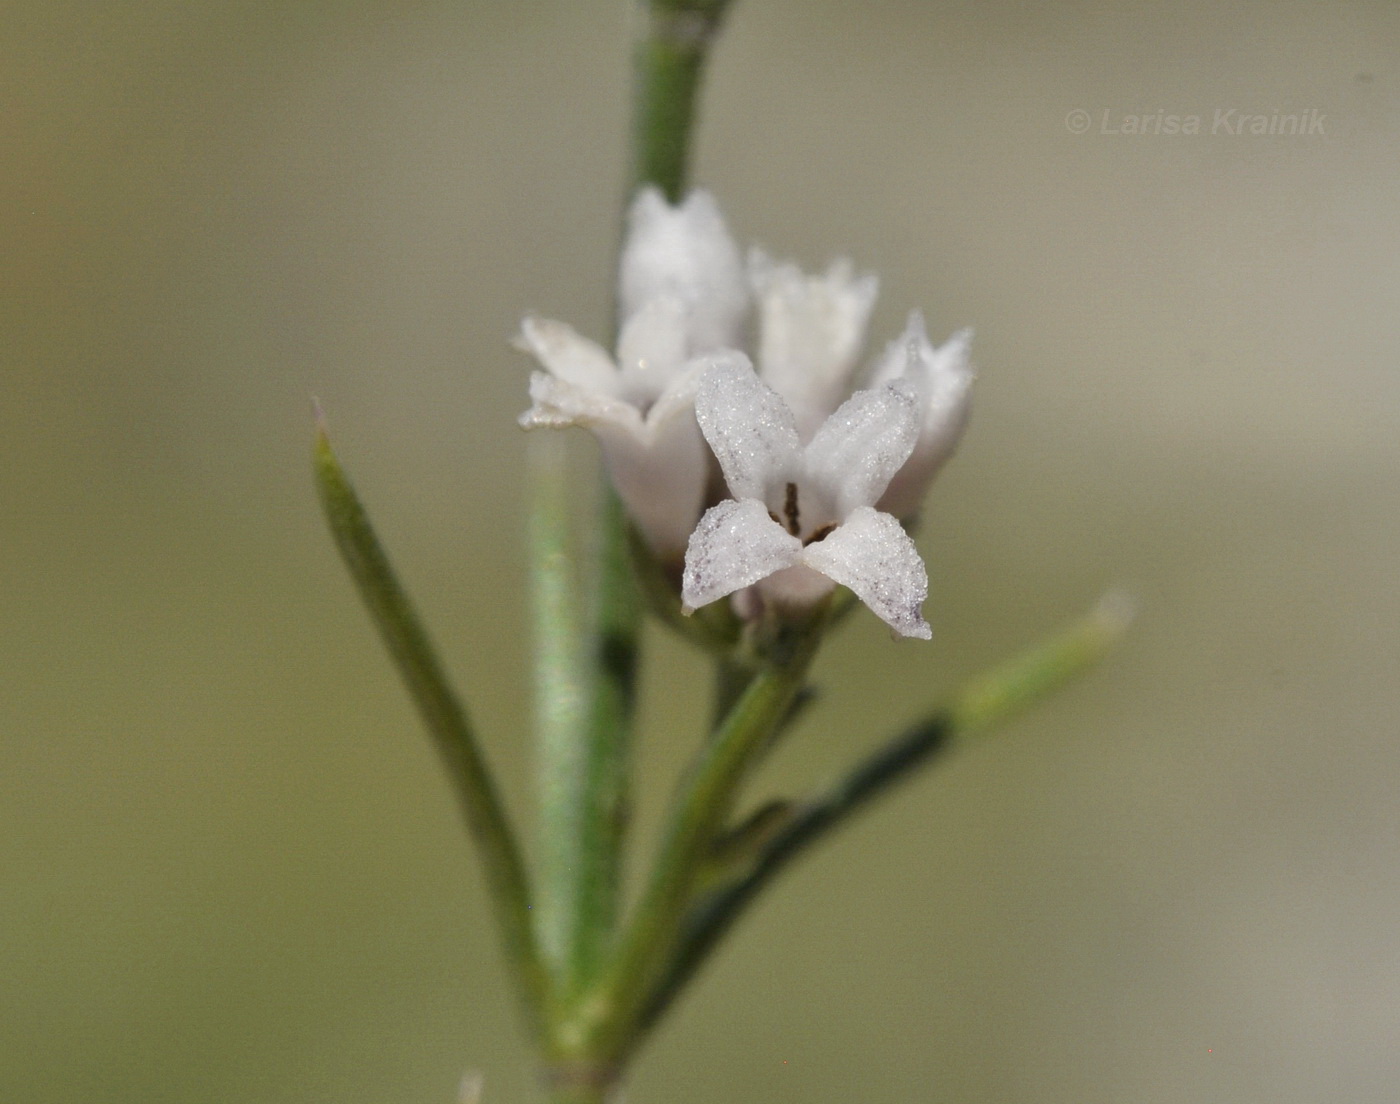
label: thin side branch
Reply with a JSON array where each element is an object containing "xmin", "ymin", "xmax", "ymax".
[
  {"xmin": 639, "ymin": 712, "xmax": 952, "ymax": 1033},
  {"xmin": 638, "ymin": 593, "xmax": 1134, "ymax": 1036}
]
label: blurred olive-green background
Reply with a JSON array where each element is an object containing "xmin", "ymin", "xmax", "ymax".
[{"xmin": 5, "ymin": 2, "xmax": 1400, "ymax": 1101}]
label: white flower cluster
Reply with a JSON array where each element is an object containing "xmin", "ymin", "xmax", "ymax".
[{"xmin": 518, "ymin": 189, "xmax": 973, "ymax": 639}]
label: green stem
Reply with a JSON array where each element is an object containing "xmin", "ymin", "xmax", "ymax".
[
  {"xmin": 534, "ymin": 0, "xmax": 743, "ymax": 1010},
  {"xmin": 639, "ymin": 713, "xmax": 955, "ymax": 1035},
  {"xmin": 567, "ymin": 489, "xmax": 640, "ymax": 991},
  {"xmin": 636, "ymin": 593, "xmax": 1134, "ymax": 1035},
  {"xmin": 588, "ymin": 614, "xmax": 825, "ymax": 1062},
  {"xmin": 711, "ymin": 655, "xmax": 753, "ymax": 733},
  {"xmin": 529, "ymin": 0, "xmax": 739, "ymax": 1070},
  {"xmin": 313, "ymin": 425, "xmax": 550, "ymax": 1036},
  {"xmin": 631, "ymin": 0, "xmax": 735, "ymax": 198},
  {"xmin": 530, "ymin": 0, "xmax": 737, "ymax": 1012},
  {"xmin": 528, "ymin": 434, "xmax": 595, "ymax": 985}
]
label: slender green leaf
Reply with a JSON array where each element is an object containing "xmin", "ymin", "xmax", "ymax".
[{"xmin": 313, "ymin": 422, "xmax": 550, "ymax": 1033}]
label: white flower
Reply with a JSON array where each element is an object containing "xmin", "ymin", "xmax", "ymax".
[
  {"xmin": 517, "ymin": 303, "xmax": 708, "ymax": 560},
  {"xmin": 518, "ymin": 189, "xmax": 748, "ymax": 559},
  {"xmin": 519, "ymin": 186, "xmax": 973, "ymax": 564},
  {"xmin": 867, "ymin": 311, "xmax": 975, "ymax": 520},
  {"xmin": 749, "ymin": 250, "xmax": 878, "ymax": 442},
  {"xmin": 743, "ymin": 250, "xmax": 972, "ymax": 524},
  {"xmin": 619, "ymin": 187, "xmax": 748, "ymax": 354},
  {"xmin": 681, "ymin": 355, "xmax": 933, "ymax": 639}
]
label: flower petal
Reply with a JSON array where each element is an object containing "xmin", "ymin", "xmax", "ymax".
[
  {"xmin": 645, "ymin": 358, "xmax": 707, "ymax": 429},
  {"xmin": 868, "ymin": 312, "xmax": 975, "ymax": 519},
  {"xmin": 754, "ymin": 563, "xmax": 838, "ymax": 609},
  {"xmin": 604, "ymin": 408, "xmax": 708, "ymax": 559},
  {"xmin": 520, "ymin": 373, "xmax": 704, "ymax": 558},
  {"xmin": 620, "ymin": 188, "xmax": 748, "ymax": 353},
  {"xmin": 694, "ymin": 353, "xmax": 802, "ymax": 502},
  {"xmin": 517, "ymin": 316, "xmax": 618, "ymax": 394},
  {"xmin": 519, "ymin": 371, "xmax": 640, "ymax": 433},
  {"xmin": 682, "ymin": 498, "xmax": 803, "ymax": 612},
  {"xmin": 614, "ymin": 295, "xmax": 690, "ymax": 408},
  {"xmin": 803, "ymin": 381, "xmax": 921, "ymax": 519},
  {"xmin": 749, "ymin": 251, "xmax": 878, "ymax": 440},
  {"xmin": 801, "ymin": 507, "xmax": 931, "ymax": 639}
]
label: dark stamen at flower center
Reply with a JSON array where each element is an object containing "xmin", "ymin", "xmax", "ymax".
[
  {"xmin": 782, "ymin": 482, "xmax": 801, "ymax": 536},
  {"xmin": 767, "ymin": 482, "xmax": 835, "ymax": 545}
]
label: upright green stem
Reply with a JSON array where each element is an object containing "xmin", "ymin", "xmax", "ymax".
[
  {"xmin": 589, "ymin": 616, "xmax": 824, "ymax": 1064},
  {"xmin": 530, "ymin": 0, "xmax": 736, "ymax": 1010},
  {"xmin": 535, "ymin": 3, "xmax": 738, "ymax": 1096},
  {"xmin": 569, "ymin": 488, "xmax": 640, "ymax": 989},
  {"xmin": 632, "ymin": 1, "xmax": 735, "ymax": 199},
  {"xmin": 530, "ymin": 449, "xmax": 639, "ymax": 1002},
  {"xmin": 529, "ymin": 434, "xmax": 592, "ymax": 982},
  {"xmin": 314, "ymin": 427, "xmax": 550, "ymax": 1037}
]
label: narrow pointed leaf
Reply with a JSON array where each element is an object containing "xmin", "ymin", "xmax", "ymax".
[{"xmin": 313, "ymin": 422, "xmax": 549, "ymax": 1030}]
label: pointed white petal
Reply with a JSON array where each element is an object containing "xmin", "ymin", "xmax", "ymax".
[
  {"xmin": 867, "ymin": 310, "xmax": 930, "ymax": 388},
  {"xmin": 801, "ymin": 507, "xmax": 932, "ymax": 639},
  {"xmin": 517, "ymin": 316, "xmax": 619, "ymax": 394},
  {"xmin": 694, "ymin": 353, "xmax": 802, "ymax": 502},
  {"xmin": 519, "ymin": 371, "xmax": 640, "ymax": 432},
  {"xmin": 803, "ymin": 382, "xmax": 920, "ymax": 518},
  {"xmin": 869, "ymin": 313, "xmax": 975, "ymax": 519},
  {"xmin": 519, "ymin": 374, "xmax": 704, "ymax": 558},
  {"xmin": 645, "ymin": 359, "xmax": 707, "ymax": 429},
  {"xmin": 750, "ymin": 251, "xmax": 879, "ymax": 439},
  {"xmin": 869, "ymin": 313, "xmax": 975, "ymax": 422},
  {"xmin": 619, "ymin": 187, "xmax": 748, "ymax": 353},
  {"xmin": 615, "ymin": 295, "xmax": 689, "ymax": 407},
  {"xmin": 682, "ymin": 498, "xmax": 803, "ymax": 612},
  {"xmin": 601, "ymin": 407, "xmax": 709, "ymax": 559}
]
